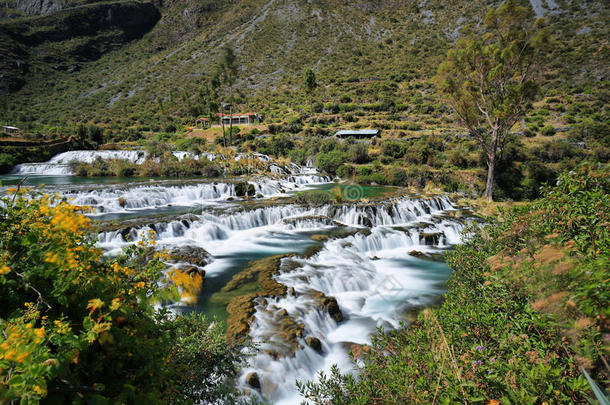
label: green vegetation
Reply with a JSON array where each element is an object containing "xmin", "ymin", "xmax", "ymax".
[
  {"xmin": 298, "ymin": 165, "xmax": 609, "ymax": 404},
  {"xmin": 436, "ymin": 0, "xmax": 548, "ymax": 200},
  {"xmin": 0, "ymin": 191, "xmax": 243, "ymax": 403},
  {"xmin": 73, "ymin": 154, "xmax": 223, "ymax": 178},
  {"xmin": 295, "ymin": 190, "xmax": 334, "ymax": 205}
]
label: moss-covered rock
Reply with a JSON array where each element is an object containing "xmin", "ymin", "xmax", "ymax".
[
  {"xmin": 419, "ymin": 232, "xmax": 443, "ymax": 246},
  {"xmin": 307, "ymin": 290, "xmax": 344, "ymax": 323},
  {"xmin": 222, "ymin": 254, "xmax": 293, "ymax": 343}
]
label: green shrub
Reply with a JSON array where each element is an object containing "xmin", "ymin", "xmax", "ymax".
[
  {"xmin": 380, "ymin": 141, "xmax": 405, "ymax": 159},
  {"xmin": 0, "ymin": 193, "xmax": 243, "ymax": 403},
  {"xmin": 388, "ymin": 167, "xmax": 407, "ymax": 186},
  {"xmin": 348, "ymin": 143, "xmax": 370, "ymax": 164},
  {"xmin": 541, "ymin": 125, "xmax": 556, "ymax": 136},
  {"xmin": 295, "ymin": 190, "xmax": 333, "ymax": 205},
  {"xmin": 316, "ymin": 150, "xmax": 348, "ymax": 175},
  {"xmin": 336, "ymin": 164, "xmax": 354, "ymax": 178},
  {"xmin": 0, "ymin": 153, "xmax": 16, "ymax": 174}
]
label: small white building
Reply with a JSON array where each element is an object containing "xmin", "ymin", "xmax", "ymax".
[
  {"xmin": 2, "ymin": 125, "xmax": 19, "ymax": 135},
  {"xmin": 335, "ymin": 129, "xmax": 379, "ymax": 138}
]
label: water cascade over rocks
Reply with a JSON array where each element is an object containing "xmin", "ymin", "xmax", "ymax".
[
  {"xmin": 11, "ymin": 150, "xmax": 149, "ymax": 174},
  {"xmin": 5, "ymin": 151, "xmax": 472, "ymax": 404},
  {"xmin": 10, "ymin": 150, "xmax": 311, "ymax": 176},
  {"xmin": 95, "ymin": 194, "xmax": 470, "ymax": 404}
]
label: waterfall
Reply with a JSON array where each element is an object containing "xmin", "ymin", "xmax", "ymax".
[
  {"xmin": 11, "ymin": 150, "xmax": 147, "ymax": 175},
  {"xmin": 10, "ymin": 163, "xmax": 73, "ymax": 175},
  {"xmin": 10, "ymin": 150, "xmax": 316, "ymax": 177},
  {"xmin": 88, "ymin": 187, "xmax": 470, "ymax": 404},
  {"xmin": 52, "ymin": 175, "xmax": 330, "ymax": 217},
  {"xmin": 234, "ymin": 201, "xmax": 465, "ymax": 404}
]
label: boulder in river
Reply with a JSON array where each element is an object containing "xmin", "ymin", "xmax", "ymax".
[
  {"xmin": 246, "ymin": 372, "xmax": 260, "ymax": 389},
  {"xmin": 168, "ymin": 246, "xmax": 211, "ymax": 267},
  {"xmin": 307, "ymin": 290, "xmax": 344, "ymax": 323},
  {"xmin": 324, "ymin": 297, "xmax": 344, "ymax": 323},
  {"xmin": 419, "ymin": 232, "xmax": 443, "ymax": 246},
  {"xmin": 306, "ymin": 336, "xmax": 322, "ymax": 353}
]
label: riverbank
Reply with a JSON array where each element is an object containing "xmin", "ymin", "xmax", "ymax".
[{"xmin": 299, "ymin": 164, "xmax": 609, "ymax": 404}]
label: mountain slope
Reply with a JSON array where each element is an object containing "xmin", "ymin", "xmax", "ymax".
[{"xmin": 0, "ymin": 0, "xmax": 608, "ymax": 134}]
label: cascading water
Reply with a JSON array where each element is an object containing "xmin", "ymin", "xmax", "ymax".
[
  {"xmin": 3, "ymin": 156, "xmax": 472, "ymax": 404},
  {"xmin": 9, "ymin": 150, "xmax": 301, "ymax": 176},
  {"xmin": 11, "ymin": 150, "xmax": 148, "ymax": 174},
  {"xmin": 44, "ymin": 175, "xmax": 330, "ymax": 218},
  {"xmin": 95, "ymin": 195, "xmax": 469, "ymax": 405}
]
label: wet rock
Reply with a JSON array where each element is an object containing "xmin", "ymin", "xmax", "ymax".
[
  {"xmin": 359, "ymin": 215, "xmax": 373, "ymax": 228},
  {"xmin": 303, "ymin": 245, "xmax": 324, "ymax": 258},
  {"xmin": 283, "ymin": 215, "xmax": 332, "ymax": 226},
  {"xmin": 117, "ymin": 197, "xmax": 127, "ymax": 207},
  {"xmin": 288, "ymin": 287, "xmax": 296, "ymax": 297},
  {"xmin": 168, "ymin": 246, "xmax": 211, "ymax": 267},
  {"xmin": 222, "ymin": 254, "xmax": 294, "ymax": 343},
  {"xmin": 308, "ymin": 290, "xmax": 344, "ymax": 323},
  {"xmin": 324, "ymin": 297, "xmax": 343, "ymax": 323},
  {"xmin": 306, "ymin": 336, "xmax": 322, "ymax": 353},
  {"xmin": 119, "ymin": 227, "xmax": 133, "ymax": 241},
  {"xmin": 246, "ymin": 372, "xmax": 260, "ymax": 389},
  {"xmin": 420, "ymin": 232, "xmax": 443, "ymax": 246},
  {"xmin": 409, "ymin": 250, "xmax": 424, "ymax": 257},
  {"xmin": 246, "ymin": 183, "xmax": 256, "ymax": 196},
  {"xmin": 311, "ymin": 234, "xmax": 329, "ymax": 242}
]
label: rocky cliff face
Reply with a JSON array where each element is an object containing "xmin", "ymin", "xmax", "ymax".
[
  {"xmin": 15, "ymin": 0, "xmax": 66, "ymax": 15},
  {"xmin": 0, "ymin": 1, "xmax": 160, "ymax": 94}
]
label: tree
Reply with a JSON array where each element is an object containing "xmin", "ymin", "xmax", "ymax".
[
  {"xmin": 216, "ymin": 45, "xmax": 238, "ymax": 146},
  {"xmin": 436, "ymin": 0, "xmax": 548, "ymax": 200},
  {"xmin": 304, "ymin": 68, "xmax": 317, "ymax": 115}
]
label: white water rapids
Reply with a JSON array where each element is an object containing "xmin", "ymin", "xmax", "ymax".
[
  {"xmin": 95, "ymin": 195, "xmax": 467, "ymax": 404},
  {"xmin": 3, "ymin": 151, "xmax": 472, "ymax": 404}
]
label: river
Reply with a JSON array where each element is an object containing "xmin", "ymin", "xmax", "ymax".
[{"xmin": 1, "ymin": 150, "xmax": 473, "ymax": 404}]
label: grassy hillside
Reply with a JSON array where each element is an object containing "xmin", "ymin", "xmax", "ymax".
[{"xmin": 1, "ymin": 0, "xmax": 608, "ymax": 136}]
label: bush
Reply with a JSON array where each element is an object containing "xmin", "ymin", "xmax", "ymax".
[
  {"xmin": 336, "ymin": 164, "xmax": 354, "ymax": 178},
  {"xmin": 316, "ymin": 150, "xmax": 348, "ymax": 175},
  {"xmin": 0, "ymin": 193, "xmax": 243, "ymax": 403},
  {"xmin": 380, "ymin": 141, "xmax": 405, "ymax": 159},
  {"xmin": 0, "ymin": 153, "xmax": 16, "ymax": 174},
  {"xmin": 541, "ymin": 125, "xmax": 556, "ymax": 136},
  {"xmin": 348, "ymin": 143, "xmax": 370, "ymax": 164},
  {"xmin": 388, "ymin": 167, "xmax": 407, "ymax": 186},
  {"xmin": 295, "ymin": 190, "xmax": 333, "ymax": 205}
]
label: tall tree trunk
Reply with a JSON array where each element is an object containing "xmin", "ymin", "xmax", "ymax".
[
  {"xmin": 485, "ymin": 129, "xmax": 498, "ymax": 201},
  {"xmin": 221, "ymin": 105, "xmax": 226, "ymax": 147}
]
